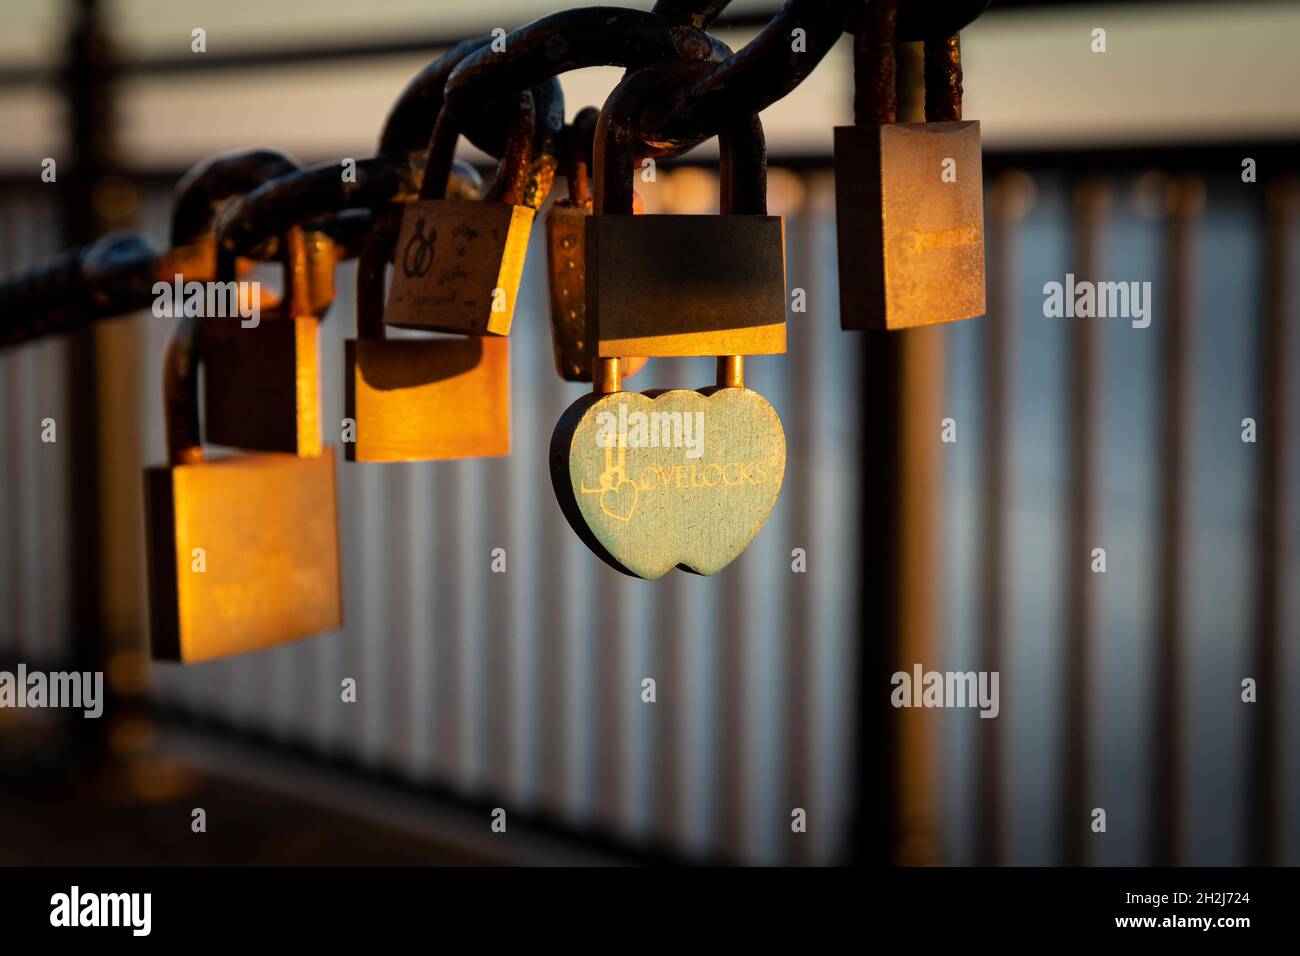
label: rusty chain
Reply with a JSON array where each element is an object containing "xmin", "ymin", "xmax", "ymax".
[{"xmin": 0, "ymin": 0, "xmax": 992, "ymax": 349}]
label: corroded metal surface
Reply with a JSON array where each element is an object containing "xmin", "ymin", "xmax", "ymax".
[{"xmin": 834, "ymin": 120, "xmax": 985, "ymax": 330}]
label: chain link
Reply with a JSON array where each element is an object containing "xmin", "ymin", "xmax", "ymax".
[{"xmin": 0, "ymin": 0, "xmax": 993, "ymax": 348}]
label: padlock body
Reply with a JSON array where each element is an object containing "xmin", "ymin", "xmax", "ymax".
[
  {"xmin": 834, "ymin": 121, "xmax": 986, "ymax": 330},
  {"xmin": 550, "ymin": 386, "xmax": 786, "ymax": 579},
  {"xmin": 344, "ymin": 336, "xmax": 510, "ymax": 462},
  {"xmin": 586, "ymin": 214, "xmax": 787, "ymax": 358},
  {"xmin": 545, "ymin": 199, "xmax": 591, "ymax": 380},
  {"xmin": 198, "ymin": 315, "xmax": 322, "ymax": 456},
  {"xmin": 384, "ymin": 198, "xmax": 534, "ymax": 336},
  {"xmin": 144, "ymin": 449, "xmax": 342, "ymax": 663}
]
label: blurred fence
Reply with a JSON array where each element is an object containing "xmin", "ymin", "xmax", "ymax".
[
  {"xmin": 0, "ymin": 171, "xmax": 862, "ymax": 866},
  {"xmin": 1, "ymin": 151, "xmax": 1298, "ymax": 865}
]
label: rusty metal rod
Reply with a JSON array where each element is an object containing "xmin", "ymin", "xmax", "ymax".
[
  {"xmin": 1062, "ymin": 177, "xmax": 1110, "ymax": 866},
  {"xmin": 853, "ymin": 0, "xmax": 896, "ymax": 126},
  {"xmin": 1150, "ymin": 175, "xmax": 1202, "ymax": 866},
  {"xmin": 924, "ymin": 34, "xmax": 963, "ymax": 122},
  {"xmin": 1247, "ymin": 178, "xmax": 1295, "ymax": 866},
  {"xmin": 975, "ymin": 171, "xmax": 1033, "ymax": 864}
]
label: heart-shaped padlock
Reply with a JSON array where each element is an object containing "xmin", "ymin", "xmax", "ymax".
[
  {"xmin": 551, "ymin": 383, "xmax": 785, "ymax": 579},
  {"xmin": 549, "ymin": 60, "xmax": 788, "ymax": 578}
]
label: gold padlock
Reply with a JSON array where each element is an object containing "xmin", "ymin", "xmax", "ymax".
[
  {"xmin": 344, "ymin": 209, "xmax": 510, "ymax": 462},
  {"xmin": 834, "ymin": 25, "xmax": 985, "ymax": 330},
  {"xmin": 196, "ymin": 227, "xmax": 330, "ymax": 455},
  {"xmin": 144, "ymin": 316, "xmax": 342, "ymax": 663},
  {"xmin": 384, "ymin": 91, "xmax": 541, "ymax": 336}
]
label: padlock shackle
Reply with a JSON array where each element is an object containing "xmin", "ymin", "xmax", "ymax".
[
  {"xmin": 420, "ymin": 88, "xmax": 540, "ymax": 205},
  {"xmin": 924, "ymin": 34, "xmax": 963, "ymax": 123},
  {"xmin": 845, "ymin": 0, "xmax": 989, "ymax": 44},
  {"xmin": 561, "ymin": 106, "xmax": 601, "ymax": 205},
  {"xmin": 853, "ymin": 0, "xmax": 897, "ymax": 126},
  {"xmin": 355, "ymin": 209, "xmax": 401, "ymax": 342},
  {"xmin": 162, "ymin": 315, "xmax": 203, "ymax": 466},
  {"xmin": 592, "ymin": 58, "xmax": 768, "ymax": 216},
  {"xmin": 214, "ymin": 224, "xmax": 315, "ymax": 320},
  {"xmin": 379, "ymin": 36, "xmax": 520, "ymax": 160},
  {"xmin": 854, "ymin": 0, "xmax": 965, "ymax": 126},
  {"xmin": 170, "ymin": 149, "xmax": 300, "ymax": 248},
  {"xmin": 719, "ymin": 112, "xmax": 769, "ymax": 217}
]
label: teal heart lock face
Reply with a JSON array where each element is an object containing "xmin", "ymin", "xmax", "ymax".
[{"xmin": 549, "ymin": 386, "xmax": 786, "ymax": 579}]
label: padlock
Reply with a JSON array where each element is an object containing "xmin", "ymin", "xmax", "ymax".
[
  {"xmin": 833, "ymin": 20, "xmax": 985, "ymax": 330},
  {"xmin": 144, "ymin": 315, "xmax": 342, "ymax": 663},
  {"xmin": 344, "ymin": 209, "xmax": 510, "ymax": 462},
  {"xmin": 383, "ymin": 91, "xmax": 540, "ymax": 336},
  {"xmin": 544, "ymin": 108, "xmax": 648, "ymax": 383},
  {"xmin": 157, "ymin": 150, "xmax": 308, "ymax": 349},
  {"xmin": 195, "ymin": 225, "xmax": 328, "ymax": 456},
  {"xmin": 551, "ymin": 63, "xmax": 787, "ymax": 579}
]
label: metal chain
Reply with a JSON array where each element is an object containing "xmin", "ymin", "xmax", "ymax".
[{"xmin": 0, "ymin": 0, "xmax": 992, "ymax": 349}]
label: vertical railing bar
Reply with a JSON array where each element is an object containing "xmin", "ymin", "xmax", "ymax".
[
  {"xmin": 433, "ymin": 465, "xmax": 464, "ymax": 780},
  {"xmin": 717, "ymin": 535, "xmax": 748, "ymax": 860},
  {"xmin": 652, "ymin": 572, "xmax": 687, "ymax": 848},
  {"xmin": 976, "ymin": 170, "xmax": 1031, "ymax": 864},
  {"xmin": 463, "ymin": 462, "xmax": 487, "ymax": 783},
  {"xmin": 1151, "ymin": 174, "xmax": 1203, "ymax": 865},
  {"xmin": 784, "ymin": 200, "xmax": 815, "ymax": 865},
  {"xmin": 537, "ymin": 364, "xmax": 572, "ymax": 814},
  {"xmin": 1246, "ymin": 177, "xmax": 1295, "ymax": 865},
  {"xmin": 1062, "ymin": 177, "xmax": 1110, "ymax": 866},
  {"xmin": 0, "ymin": 193, "xmax": 11, "ymax": 654},
  {"xmin": 406, "ymin": 462, "xmax": 436, "ymax": 780},
  {"xmin": 504, "ymin": 263, "xmax": 544, "ymax": 804},
  {"xmin": 852, "ymin": 39, "xmax": 946, "ymax": 866},
  {"xmin": 29, "ymin": 207, "xmax": 58, "ymax": 667},
  {"xmin": 59, "ymin": 0, "xmax": 119, "ymax": 757},
  {"xmin": 592, "ymin": 568, "xmax": 625, "ymax": 830},
  {"xmin": 379, "ymin": 464, "xmax": 410, "ymax": 770},
  {"xmin": 484, "ymin": 455, "xmax": 513, "ymax": 793}
]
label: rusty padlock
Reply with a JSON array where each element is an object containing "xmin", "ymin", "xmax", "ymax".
[
  {"xmin": 545, "ymin": 108, "xmax": 647, "ymax": 383},
  {"xmin": 834, "ymin": 18, "xmax": 985, "ymax": 330},
  {"xmin": 144, "ymin": 315, "xmax": 342, "ymax": 663},
  {"xmin": 195, "ymin": 226, "xmax": 331, "ymax": 456},
  {"xmin": 384, "ymin": 91, "xmax": 541, "ymax": 336},
  {"xmin": 551, "ymin": 63, "xmax": 787, "ymax": 579},
  {"xmin": 344, "ymin": 209, "xmax": 510, "ymax": 462}
]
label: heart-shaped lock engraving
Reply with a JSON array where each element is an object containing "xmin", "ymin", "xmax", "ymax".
[
  {"xmin": 598, "ymin": 473, "xmax": 639, "ymax": 523},
  {"xmin": 550, "ymin": 387, "xmax": 786, "ymax": 579}
]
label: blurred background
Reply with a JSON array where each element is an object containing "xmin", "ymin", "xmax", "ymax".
[{"xmin": 0, "ymin": 0, "xmax": 1297, "ymax": 866}]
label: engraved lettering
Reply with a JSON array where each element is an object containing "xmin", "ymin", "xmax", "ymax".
[{"xmin": 904, "ymin": 222, "xmax": 980, "ymax": 255}]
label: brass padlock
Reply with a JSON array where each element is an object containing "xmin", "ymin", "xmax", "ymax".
[
  {"xmin": 144, "ymin": 316, "xmax": 342, "ymax": 663},
  {"xmin": 545, "ymin": 109, "xmax": 647, "ymax": 383},
  {"xmin": 344, "ymin": 209, "xmax": 510, "ymax": 462},
  {"xmin": 551, "ymin": 63, "xmax": 786, "ymax": 579},
  {"xmin": 582, "ymin": 79, "xmax": 786, "ymax": 360},
  {"xmin": 384, "ymin": 91, "xmax": 540, "ymax": 336},
  {"xmin": 196, "ymin": 226, "xmax": 329, "ymax": 455},
  {"xmin": 834, "ymin": 25, "xmax": 985, "ymax": 330}
]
